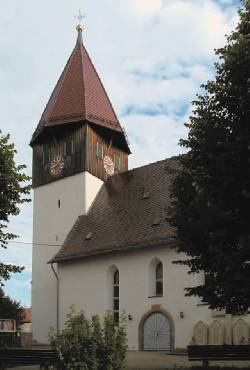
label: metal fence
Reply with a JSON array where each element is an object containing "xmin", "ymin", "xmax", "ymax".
[{"xmin": 0, "ymin": 333, "xmax": 21, "ymax": 348}]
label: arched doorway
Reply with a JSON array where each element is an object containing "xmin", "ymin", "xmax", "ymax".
[{"xmin": 139, "ymin": 309, "xmax": 174, "ymax": 351}]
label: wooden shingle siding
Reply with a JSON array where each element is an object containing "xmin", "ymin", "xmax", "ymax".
[
  {"xmin": 86, "ymin": 124, "xmax": 128, "ymax": 181},
  {"xmin": 32, "ymin": 124, "xmax": 87, "ymax": 188},
  {"xmin": 32, "ymin": 122, "xmax": 128, "ymax": 188}
]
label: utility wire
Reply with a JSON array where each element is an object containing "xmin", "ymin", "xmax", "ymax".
[{"xmin": 2, "ymin": 241, "xmax": 62, "ymax": 247}]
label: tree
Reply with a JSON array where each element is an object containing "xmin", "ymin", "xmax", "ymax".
[
  {"xmin": 170, "ymin": 0, "xmax": 250, "ymax": 315},
  {"xmin": 49, "ymin": 306, "xmax": 127, "ymax": 370},
  {"xmin": 0, "ymin": 130, "xmax": 31, "ymax": 285},
  {"xmin": 0, "ymin": 288, "xmax": 24, "ymax": 328}
]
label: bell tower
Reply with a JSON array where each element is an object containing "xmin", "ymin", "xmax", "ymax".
[{"xmin": 31, "ymin": 21, "xmax": 130, "ymax": 343}]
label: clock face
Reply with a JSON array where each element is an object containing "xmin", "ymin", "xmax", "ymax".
[
  {"xmin": 50, "ymin": 155, "xmax": 65, "ymax": 176},
  {"xmin": 103, "ymin": 155, "xmax": 114, "ymax": 176}
]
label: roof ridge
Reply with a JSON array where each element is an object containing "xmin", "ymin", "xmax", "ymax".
[
  {"xmin": 31, "ymin": 31, "xmax": 128, "ymax": 146},
  {"xmin": 107, "ymin": 156, "xmax": 177, "ymax": 180},
  {"xmin": 48, "ymin": 45, "xmax": 80, "ymax": 121},
  {"xmin": 81, "ymin": 42, "xmax": 122, "ymax": 131},
  {"xmin": 79, "ymin": 43, "xmax": 86, "ymax": 119},
  {"xmin": 85, "ymin": 157, "xmax": 178, "ymax": 217},
  {"xmin": 75, "ymin": 158, "xmax": 178, "ymax": 218},
  {"xmin": 30, "ymin": 44, "xmax": 79, "ymax": 143},
  {"xmin": 50, "ymin": 156, "xmax": 179, "ymax": 263}
]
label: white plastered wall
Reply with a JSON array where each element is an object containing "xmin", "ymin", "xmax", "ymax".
[
  {"xmin": 58, "ymin": 246, "xmax": 250, "ymax": 350},
  {"xmin": 32, "ymin": 172, "xmax": 103, "ymax": 344}
]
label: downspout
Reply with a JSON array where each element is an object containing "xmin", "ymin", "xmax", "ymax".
[{"xmin": 51, "ymin": 263, "xmax": 59, "ymax": 334}]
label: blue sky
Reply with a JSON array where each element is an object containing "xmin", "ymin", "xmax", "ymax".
[{"xmin": 0, "ymin": 0, "xmax": 240, "ymax": 306}]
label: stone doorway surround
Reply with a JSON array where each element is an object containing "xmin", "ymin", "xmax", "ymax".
[{"xmin": 138, "ymin": 305, "xmax": 175, "ymax": 351}]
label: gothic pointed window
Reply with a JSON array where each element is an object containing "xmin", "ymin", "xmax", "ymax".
[
  {"xmin": 156, "ymin": 262, "xmax": 163, "ymax": 296},
  {"xmin": 113, "ymin": 270, "xmax": 119, "ymax": 323}
]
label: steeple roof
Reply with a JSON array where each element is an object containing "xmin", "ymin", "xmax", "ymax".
[{"xmin": 31, "ymin": 29, "xmax": 125, "ymax": 145}]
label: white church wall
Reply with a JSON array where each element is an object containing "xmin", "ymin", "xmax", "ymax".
[
  {"xmin": 58, "ymin": 246, "xmax": 216, "ymax": 350},
  {"xmin": 32, "ymin": 172, "xmax": 103, "ymax": 343},
  {"xmin": 84, "ymin": 171, "xmax": 103, "ymax": 213}
]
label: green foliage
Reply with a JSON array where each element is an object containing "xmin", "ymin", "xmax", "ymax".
[
  {"xmin": 0, "ymin": 130, "xmax": 31, "ymax": 285},
  {"xmin": 49, "ymin": 306, "xmax": 127, "ymax": 370},
  {"xmin": 0, "ymin": 288, "xmax": 24, "ymax": 327},
  {"xmin": 170, "ymin": 1, "xmax": 250, "ymax": 314}
]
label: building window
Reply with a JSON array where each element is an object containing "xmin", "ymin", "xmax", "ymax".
[
  {"xmin": 156, "ymin": 262, "xmax": 163, "ymax": 296},
  {"xmin": 148, "ymin": 258, "xmax": 164, "ymax": 297},
  {"xmin": 64, "ymin": 139, "xmax": 74, "ymax": 157},
  {"xmin": 113, "ymin": 269, "xmax": 119, "ymax": 323},
  {"xmin": 58, "ymin": 200, "xmax": 61, "ymax": 208},
  {"xmin": 96, "ymin": 142, "xmax": 103, "ymax": 159},
  {"xmin": 42, "ymin": 147, "xmax": 50, "ymax": 165},
  {"xmin": 114, "ymin": 154, "xmax": 120, "ymax": 171}
]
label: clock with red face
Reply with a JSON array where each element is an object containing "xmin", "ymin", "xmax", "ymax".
[
  {"xmin": 50, "ymin": 155, "xmax": 65, "ymax": 176},
  {"xmin": 103, "ymin": 155, "xmax": 114, "ymax": 176}
]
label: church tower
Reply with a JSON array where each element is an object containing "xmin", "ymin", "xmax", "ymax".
[{"xmin": 31, "ymin": 23, "xmax": 130, "ymax": 343}]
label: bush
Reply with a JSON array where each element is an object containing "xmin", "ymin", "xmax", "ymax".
[{"xmin": 49, "ymin": 306, "xmax": 127, "ymax": 370}]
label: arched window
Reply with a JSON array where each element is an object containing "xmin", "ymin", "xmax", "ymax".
[
  {"xmin": 148, "ymin": 258, "xmax": 164, "ymax": 297},
  {"xmin": 113, "ymin": 270, "xmax": 119, "ymax": 323},
  {"xmin": 156, "ymin": 262, "xmax": 163, "ymax": 296}
]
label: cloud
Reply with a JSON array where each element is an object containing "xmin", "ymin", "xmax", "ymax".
[
  {"xmin": 127, "ymin": 0, "xmax": 163, "ymax": 16},
  {"xmin": 213, "ymin": 0, "xmax": 240, "ymax": 8},
  {"xmin": 125, "ymin": 113, "xmax": 189, "ymax": 169}
]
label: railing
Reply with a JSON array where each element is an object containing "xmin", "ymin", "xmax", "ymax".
[{"xmin": 0, "ymin": 333, "xmax": 21, "ymax": 349}]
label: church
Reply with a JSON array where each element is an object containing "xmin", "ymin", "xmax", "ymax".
[{"xmin": 31, "ymin": 22, "xmax": 250, "ymax": 351}]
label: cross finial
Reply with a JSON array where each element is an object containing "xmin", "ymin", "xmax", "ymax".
[{"xmin": 74, "ymin": 9, "xmax": 85, "ymax": 32}]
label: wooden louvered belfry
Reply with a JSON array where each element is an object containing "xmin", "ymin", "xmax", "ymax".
[{"xmin": 31, "ymin": 27, "xmax": 130, "ymax": 188}]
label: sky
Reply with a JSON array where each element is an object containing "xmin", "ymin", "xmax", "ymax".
[{"xmin": 0, "ymin": 0, "xmax": 241, "ymax": 307}]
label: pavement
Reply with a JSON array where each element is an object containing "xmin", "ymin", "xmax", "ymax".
[
  {"xmin": 5, "ymin": 351, "xmax": 250, "ymax": 369},
  {"xmin": 127, "ymin": 351, "xmax": 195, "ymax": 369}
]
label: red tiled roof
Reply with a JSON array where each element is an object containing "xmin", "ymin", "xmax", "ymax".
[
  {"xmin": 22, "ymin": 308, "xmax": 32, "ymax": 323},
  {"xmin": 31, "ymin": 31, "xmax": 123, "ymax": 144}
]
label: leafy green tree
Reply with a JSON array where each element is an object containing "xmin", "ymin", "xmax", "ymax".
[
  {"xmin": 0, "ymin": 130, "xmax": 31, "ymax": 285},
  {"xmin": 49, "ymin": 306, "xmax": 127, "ymax": 370},
  {"xmin": 170, "ymin": 0, "xmax": 250, "ymax": 315},
  {"xmin": 0, "ymin": 288, "xmax": 24, "ymax": 328}
]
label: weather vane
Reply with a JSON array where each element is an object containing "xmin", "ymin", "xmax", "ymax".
[{"xmin": 74, "ymin": 10, "xmax": 85, "ymax": 32}]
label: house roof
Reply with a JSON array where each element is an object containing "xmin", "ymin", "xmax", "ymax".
[
  {"xmin": 51, "ymin": 158, "xmax": 179, "ymax": 263},
  {"xmin": 22, "ymin": 308, "xmax": 32, "ymax": 324},
  {"xmin": 31, "ymin": 30, "xmax": 124, "ymax": 145}
]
